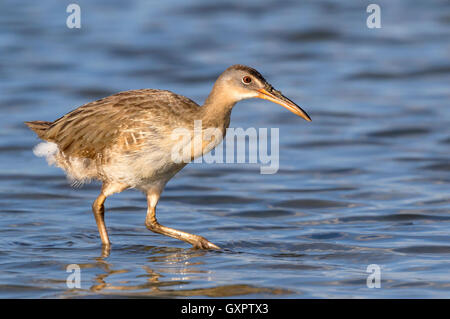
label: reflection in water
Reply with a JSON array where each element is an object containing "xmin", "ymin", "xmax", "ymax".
[{"xmin": 72, "ymin": 247, "xmax": 292, "ymax": 297}]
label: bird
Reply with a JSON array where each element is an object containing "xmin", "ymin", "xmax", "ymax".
[{"xmin": 25, "ymin": 64, "xmax": 311, "ymax": 252}]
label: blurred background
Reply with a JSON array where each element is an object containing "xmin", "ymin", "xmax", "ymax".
[{"xmin": 0, "ymin": 0, "xmax": 449, "ymax": 298}]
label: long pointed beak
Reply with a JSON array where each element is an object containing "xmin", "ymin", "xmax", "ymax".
[{"xmin": 257, "ymin": 88, "xmax": 311, "ymax": 122}]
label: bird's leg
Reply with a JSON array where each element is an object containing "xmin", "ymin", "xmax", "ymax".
[
  {"xmin": 145, "ymin": 191, "xmax": 220, "ymax": 250},
  {"xmin": 92, "ymin": 182, "xmax": 129, "ymax": 250},
  {"xmin": 92, "ymin": 193, "xmax": 109, "ymax": 246}
]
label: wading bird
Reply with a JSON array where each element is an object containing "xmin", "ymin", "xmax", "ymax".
[{"xmin": 25, "ymin": 65, "xmax": 311, "ymax": 251}]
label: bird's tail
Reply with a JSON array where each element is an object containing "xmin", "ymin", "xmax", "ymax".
[{"xmin": 24, "ymin": 121, "xmax": 52, "ymax": 140}]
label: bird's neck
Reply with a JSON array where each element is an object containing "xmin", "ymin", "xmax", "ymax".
[
  {"xmin": 177, "ymin": 84, "xmax": 235, "ymax": 161},
  {"xmin": 201, "ymin": 83, "xmax": 236, "ymax": 129}
]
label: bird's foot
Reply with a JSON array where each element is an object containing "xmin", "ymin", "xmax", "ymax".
[
  {"xmin": 100, "ymin": 243, "xmax": 111, "ymax": 258},
  {"xmin": 193, "ymin": 237, "xmax": 221, "ymax": 250}
]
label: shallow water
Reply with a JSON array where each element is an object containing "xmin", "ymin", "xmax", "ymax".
[{"xmin": 0, "ymin": 0, "xmax": 449, "ymax": 298}]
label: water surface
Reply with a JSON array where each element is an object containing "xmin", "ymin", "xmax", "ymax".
[{"xmin": 0, "ymin": 0, "xmax": 449, "ymax": 298}]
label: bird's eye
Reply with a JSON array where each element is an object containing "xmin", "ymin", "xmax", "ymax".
[{"xmin": 242, "ymin": 76, "xmax": 252, "ymax": 84}]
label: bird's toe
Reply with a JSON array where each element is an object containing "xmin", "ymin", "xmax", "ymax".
[{"xmin": 194, "ymin": 237, "xmax": 221, "ymax": 250}]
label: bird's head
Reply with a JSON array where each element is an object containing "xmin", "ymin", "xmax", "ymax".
[{"xmin": 213, "ymin": 64, "xmax": 311, "ymax": 122}]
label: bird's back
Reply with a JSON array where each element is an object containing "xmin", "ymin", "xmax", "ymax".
[
  {"xmin": 26, "ymin": 89, "xmax": 201, "ymax": 185},
  {"xmin": 27, "ymin": 89, "xmax": 200, "ymax": 159}
]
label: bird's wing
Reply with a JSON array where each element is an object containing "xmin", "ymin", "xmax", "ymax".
[{"xmin": 43, "ymin": 89, "xmax": 200, "ymax": 159}]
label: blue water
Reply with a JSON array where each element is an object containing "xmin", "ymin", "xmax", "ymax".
[{"xmin": 0, "ymin": 0, "xmax": 449, "ymax": 298}]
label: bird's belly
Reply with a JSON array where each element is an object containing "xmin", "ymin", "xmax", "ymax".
[
  {"xmin": 102, "ymin": 147, "xmax": 185, "ymax": 187},
  {"xmin": 101, "ymin": 127, "xmax": 225, "ymax": 187}
]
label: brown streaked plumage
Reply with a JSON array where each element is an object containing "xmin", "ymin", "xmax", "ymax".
[{"xmin": 25, "ymin": 64, "xmax": 311, "ymax": 253}]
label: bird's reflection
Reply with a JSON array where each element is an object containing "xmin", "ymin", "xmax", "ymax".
[
  {"xmin": 89, "ymin": 245, "xmax": 210, "ymax": 294},
  {"xmin": 65, "ymin": 245, "xmax": 289, "ymax": 297}
]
